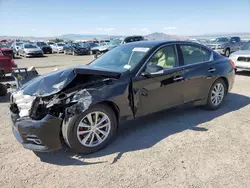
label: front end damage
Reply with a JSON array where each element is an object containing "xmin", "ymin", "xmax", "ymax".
[{"xmin": 9, "ymin": 66, "xmax": 120, "ymax": 152}]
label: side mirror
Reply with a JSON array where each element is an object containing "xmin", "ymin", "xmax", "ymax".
[{"xmin": 141, "ymin": 64, "xmax": 164, "ymax": 77}]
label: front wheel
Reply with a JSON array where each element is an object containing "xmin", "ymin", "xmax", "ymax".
[
  {"xmin": 205, "ymin": 79, "xmax": 227, "ymax": 110},
  {"xmin": 62, "ymin": 104, "xmax": 117, "ymax": 154}
]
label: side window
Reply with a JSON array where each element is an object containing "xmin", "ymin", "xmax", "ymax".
[
  {"xmin": 231, "ymin": 37, "xmax": 236, "ymax": 43},
  {"xmin": 147, "ymin": 45, "xmax": 177, "ymax": 69},
  {"xmin": 201, "ymin": 47, "xmax": 212, "ymax": 61},
  {"xmin": 180, "ymin": 45, "xmax": 211, "ymax": 65}
]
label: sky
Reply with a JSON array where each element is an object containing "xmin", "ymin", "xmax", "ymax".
[{"xmin": 0, "ymin": 0, "xmax": 250, "ymax": 37}]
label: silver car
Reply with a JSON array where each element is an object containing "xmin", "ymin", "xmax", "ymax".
[
  {"xmin": 51, "ymin": 43, "xmax": 65, "ymax": 53},
  {"xmin": 229, "ymin": 40, "xmax": 250, "ymax": 70},
  {"xmin": 18, "ymin": 43, "xmax": 44, "ymax": 58}
]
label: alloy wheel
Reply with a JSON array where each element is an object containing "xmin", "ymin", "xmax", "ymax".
[
  {"xmin": 211, "ymin": 83, "xmax": 224, "ymax": 106},
  {"xmin": 76, "ymin": 111, "xmax": 111, "ymax": 147}
]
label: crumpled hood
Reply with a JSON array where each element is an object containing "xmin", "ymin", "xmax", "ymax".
[
  {"xmin": 231, "ymin": 50, "xmax": 250, "ymax": 56},
  {"xmin": 20, "ymin": 65, "xmax": 121, "ymax": 97}
]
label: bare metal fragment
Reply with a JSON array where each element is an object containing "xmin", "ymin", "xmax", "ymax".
[{"xmin": 66, "ymin": 90, "xmax": 92, "ymax": 116}]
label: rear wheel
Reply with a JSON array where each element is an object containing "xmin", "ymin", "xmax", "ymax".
[
  {"xmin": 62, "ymin": 104, "xmax": 117, "ymax": 154},
  {"xmin": 225, "ymin": 48, "xmax": 230, "ymax": 57},
  {"xmin": 205, "ymin": 79, "xmax": 227, "ymax": 110}
]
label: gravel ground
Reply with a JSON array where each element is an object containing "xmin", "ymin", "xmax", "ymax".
[{"xmin": 1, "ymin": 54, "xmax": 250, "ymax": 188}]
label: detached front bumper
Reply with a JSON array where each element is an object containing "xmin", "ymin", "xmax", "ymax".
[{"xmin": 11, "ymin": 113, "xmax": 63, "ymax": 152}]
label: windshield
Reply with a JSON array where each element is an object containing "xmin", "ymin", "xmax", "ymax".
[
  {"xmin": 57, "ymin": 43, "xmax": 65, "ymax": 46},
  {"xmin": 80, "ymin": 43, "xmax": 89, "ymax": 48},
  {"xmin": 36, "ymin": 42, "xmax": 47, "ymax": 46},
  {"xmin": 47, "ymin": 42, "xmax": 54, "ymax": 45},
  {"xmin": 89, "ymin": 43, "xmax": 98, "ymax": 48},
  {"xmin": 16, "ymin": 42, "xmax": 23, "ymax": 46},
  {"xmin": 72, "ymin": 43, "xmax": 82, "ymax": 47},
  {"xmin": 0, "ymin": 43, "xmax": 9, "ymax": 48},
  {"xmin": 109, "ymin": 39, "xmax": 122, "ymax": 46},
  {"xmin": 241, "ymin": 41, "xmax": 250, "ymax": 50},
  {"xmin": 215, "ymin": 38, "xmax": 229, "ymax": 42},
  {"xmin": 24, "ymin": 44, "xmax": 37, "ymax": 48},
  {"xmin": 90, "ymin": 45, "xmax": 150, "ymax": 72}
]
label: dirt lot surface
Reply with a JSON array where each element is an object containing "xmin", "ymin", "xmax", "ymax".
[{"xmin": 1, "ymin": 54, "xmax": 250, "ymax": 188}]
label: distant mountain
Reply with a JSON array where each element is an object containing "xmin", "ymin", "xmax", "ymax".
[
  {"xmin": 58, "ymin": 34, "xmax": 121, "ymax": 40},
  {"xmin": 0, "ymin": 32, "xmax": 188, "ymax": 41},
  {"xmin": 190, "ymin": 32, "xmax": 250, "ymax": 39},
  {"xmin": 145, "ymin": 32, "xmax": 189, "ymax": 40}
]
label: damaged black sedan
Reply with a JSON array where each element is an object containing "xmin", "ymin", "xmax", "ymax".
[{"xmin": 9, "ymin": 41, "xmax": 235, "ymax": 154}]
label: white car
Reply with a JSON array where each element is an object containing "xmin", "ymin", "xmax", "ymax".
[
  {"xmin": 51, "ymin": 43, "xmax": 65, "ymax": 53},
  {"xmin": 229, "ymin": 40, "xmax": 250, "ymax": 70}
]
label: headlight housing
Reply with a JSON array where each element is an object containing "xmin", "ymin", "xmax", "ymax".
[{"xmin": 217, "ymin": 45, "xmax": 224, "ymax": 49}]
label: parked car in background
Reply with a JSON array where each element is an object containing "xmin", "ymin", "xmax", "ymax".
[
  {"xmin": 51, "ymin": 43, "xmax": 65, "ymax": 53},
  {"xmin": 206, "ymin": 37, "xmax": 244, "ymax": 57},
  {"xmin": 0, "ymin": 43, "xmax": 15, "ymax": 59},
  {"xmin": 120, "ymin": 35, "xmax": 145, "ymax": 44},
  {"xmin": 94, "ymin": 36, "xmax": 146, "ymax": 55},
  {"xmin": 11, "ymin": 42, "xmax": 23, "ymax": 56},
  {"xmin": 47, "ymin": 41, "xmax": 56, "ymax": 47},
  {"xmin": 90, "ymin": 42, "xmax": 108, "ymax": 54},
  {"xmin": 95, "ymin": 39, "xmax": 122, "ymax": 54},
  {"xmin": 34, "ymin": 42, "xmax": 52, "ymax": 54},
  {"xmin": 229, "ymin": 40, "xmax": 250, "ymax": 71},
  {"xmin": 0, "ymin": 51, "xmax": 17, "ymax": 73},
  {"xmin": 18, "ymin": 43, "xmax": 44, "ymax": 58},
  {"xmin": 10, "ymin": 41, "xmax": 235, "ymax": 154},
  {"xmin": 63, "ymin": 42, "xmax": 90, "ymax": 55}
]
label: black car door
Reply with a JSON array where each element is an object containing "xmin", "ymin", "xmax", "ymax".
[
  {"xmin": 132, "ymin": 44, "xmax": 185, "ymax": 117},
  {"xmin": 177, "ymin": 44, "xmax": 214, "ymax": 103}
]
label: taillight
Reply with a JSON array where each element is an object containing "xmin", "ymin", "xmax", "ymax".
[{"xmin": 229, "ymin": 60, "xmax": 235, "ymax": 68}]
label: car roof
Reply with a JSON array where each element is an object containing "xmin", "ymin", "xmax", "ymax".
[{"xmin": 120, "ymin": 40, "xmax": 207, "ymax": 48}]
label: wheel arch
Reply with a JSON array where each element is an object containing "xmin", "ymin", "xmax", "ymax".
[
  {"xmin": 96, "ymin": 100, "xmax": 120, "ymax": 124},
  {"xmin": 213, "ymin": 76, "xmax": 229, "ymax": 94}
]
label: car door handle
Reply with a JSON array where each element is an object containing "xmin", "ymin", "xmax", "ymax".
[
  {"xmin": 208, "ymin": 68, "xmax": 216, "ymax": 73},
  {"xmin": 173, "ymin": 76, "xmax": 184, "ymax": 81}
]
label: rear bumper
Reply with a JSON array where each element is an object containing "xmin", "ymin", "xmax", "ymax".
[
  {"xmin": 228, "ymin": 68, "xmax": 235, "ymax": 92},
  {"xmin": 11, "ymin": 113, "xmax": 63, "ymax": 152}
]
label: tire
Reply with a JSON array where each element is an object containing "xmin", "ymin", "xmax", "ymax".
[
  {"xmin": 225, "ymin": 48, "xmax": 230, "ymax": 57},
  {"xmin": 205, "ymin": 79, "xmax": 227, "ymax": 110},
  {"xmin": 0, "ymin": 83, "xmax": 7, "ymax": 96},
  {"xmin": 62, "ymin": 104, "xmax": 117, "ymax": 154}
]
